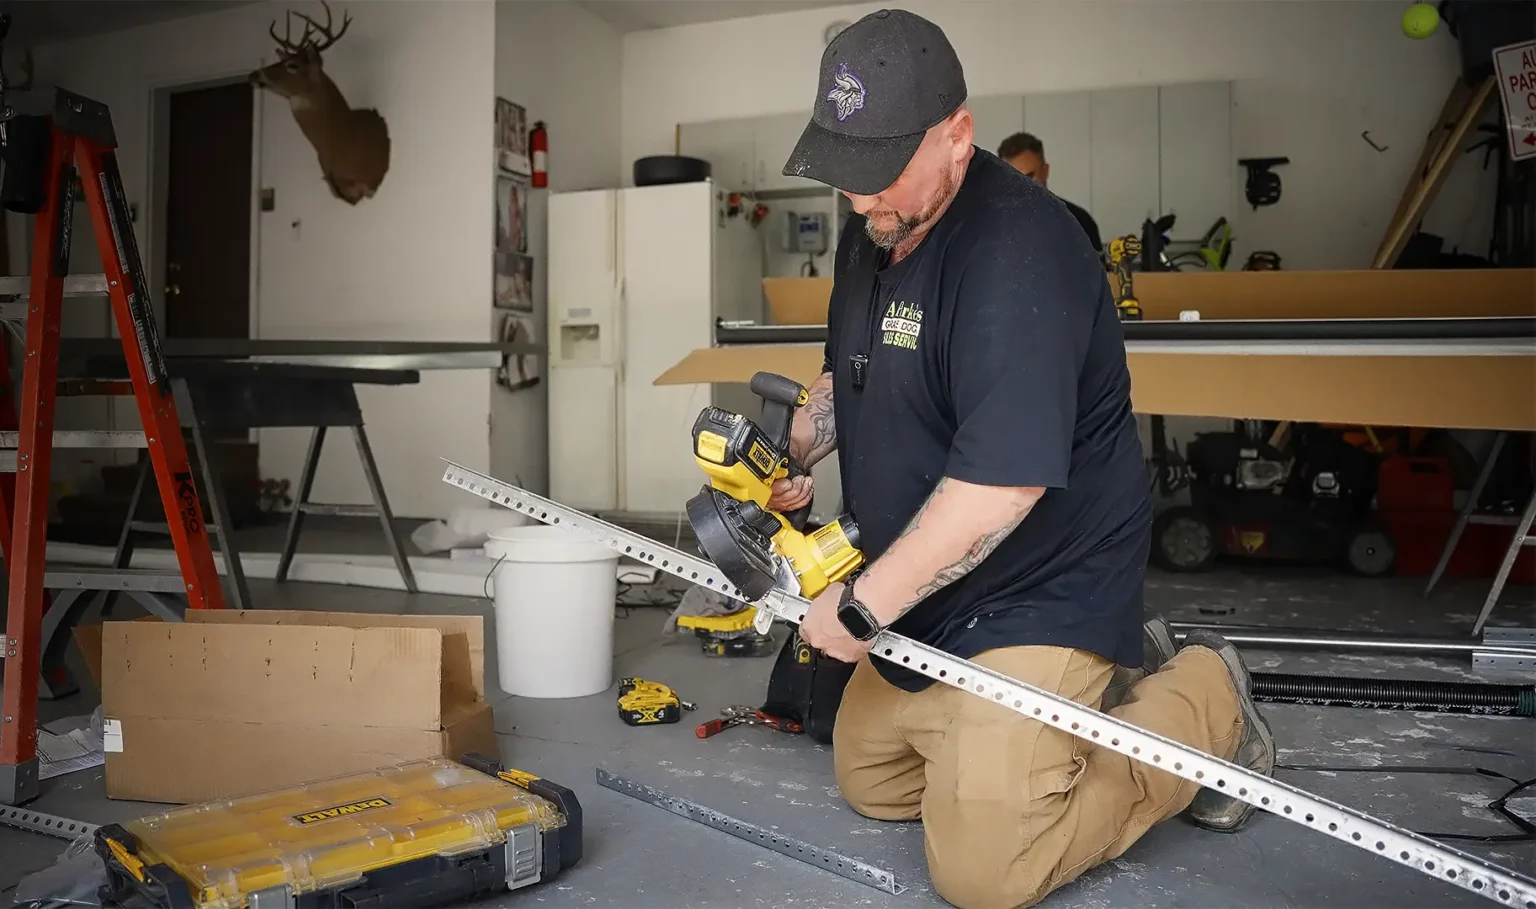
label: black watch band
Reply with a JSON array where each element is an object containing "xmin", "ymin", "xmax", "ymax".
[{"xmin": 836, "ymin": 575, "xmax": 881, "ymax": 642}]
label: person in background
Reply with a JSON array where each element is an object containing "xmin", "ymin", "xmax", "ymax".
[{"xmin": 998, "ymin": 131, "xmax": 1102, "ymax": 253}]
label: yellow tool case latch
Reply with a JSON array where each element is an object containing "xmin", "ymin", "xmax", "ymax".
[{"xmin": 93, "ymin": 754, "xmax": 582, "ymax": 909}]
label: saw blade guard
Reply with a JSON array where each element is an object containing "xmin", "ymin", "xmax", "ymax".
[{"xmin": 686, "ymin": 486, "xmax": 780, "ymax": 600}]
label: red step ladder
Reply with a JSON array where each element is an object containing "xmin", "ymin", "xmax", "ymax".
[{"xmin": 1, "ymin": 89, "xmax": 227, "ymax": 805}]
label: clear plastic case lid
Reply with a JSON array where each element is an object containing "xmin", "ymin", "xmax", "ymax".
[{"xmin": 122, "ymin": 758, "xmax": 563, "ymax": 909}]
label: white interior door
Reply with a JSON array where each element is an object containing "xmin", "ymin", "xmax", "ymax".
[{"xmin": 620, "ymin": 181, "xmax": 716, "ymax": 516}]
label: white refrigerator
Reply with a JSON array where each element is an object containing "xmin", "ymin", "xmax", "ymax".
[{"xmin": 547, "ymin": 179, "xmax": 760, "ymax": 517}]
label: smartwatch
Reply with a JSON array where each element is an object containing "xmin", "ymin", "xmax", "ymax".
[{"xmin": 836, "ymin": 575, "xmax": 882, "ymax": 642}]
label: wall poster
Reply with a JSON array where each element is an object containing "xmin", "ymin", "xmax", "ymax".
[
  {"xmin": 496, "ymin": 310, "xmax": 540, "ymax": 393},
  {"xmin": 495, "ymin": 97, "xmax": 531, "ymax": 177}
]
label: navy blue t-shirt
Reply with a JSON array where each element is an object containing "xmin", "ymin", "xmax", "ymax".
[{"xmin": 824, "ymin": 148, "xmax": 1151, "ymax": 692}]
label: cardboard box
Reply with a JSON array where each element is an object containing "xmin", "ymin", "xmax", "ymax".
[
  {"xmin": 656, "ymin": 269, "xmax": 1536, "ymax": 432},
  {"xmin": 762, "ymin": 277, "xmax": 833, "ymax": 325},
  {"xmin": 1111, "ymin": 267, "xmax": 1536, "ymax": 321},
  {"xmin": 81, "ymin": 610, "xmax": 496, "ymax": 804},
  {"xmin": 765, "ymin": 268, "xmax": 1536, "ymax": 326}
]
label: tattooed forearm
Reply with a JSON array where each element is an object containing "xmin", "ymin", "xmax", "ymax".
[
  {"xmin": 790, "ymin": 370, "xmax": 838, "ymax": 468},
  {"xmin": 855, "ymin": 478, "xmax": 1044, "ymax": 626},
  {"xmin": 909, "ymin": 512, "xmax": 1029, "ymax": 603},
  {"xmin": 890, "ymin": 477, "xmax": 948, "ymax": 541}
]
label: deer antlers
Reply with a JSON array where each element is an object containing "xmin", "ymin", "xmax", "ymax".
[{"xmin": 268, "ymin": 0, "xmax": 351, "ymax": 57}]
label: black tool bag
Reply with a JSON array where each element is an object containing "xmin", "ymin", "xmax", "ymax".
[{"xmin": 759, "ymin": 628, "xmax": 856, "ymax": 745}]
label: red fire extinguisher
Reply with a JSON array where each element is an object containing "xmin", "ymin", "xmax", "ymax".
[{"xmin": 530, "ymin": 121, "xmax": 548, "ymax": 188}]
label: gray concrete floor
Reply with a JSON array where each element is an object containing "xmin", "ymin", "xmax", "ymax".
[{"xmin": 2, "ymin": 519, "xmax": 1534, "ymax": 908}]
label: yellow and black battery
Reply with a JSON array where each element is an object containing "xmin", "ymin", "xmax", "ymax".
[
  {"xmin": 617, "ymin": 676, "xmax": 696, "ymax": 726},
  {"xmin": 94, "ymin": 754, "xmax": 581, "ymax": 909}
]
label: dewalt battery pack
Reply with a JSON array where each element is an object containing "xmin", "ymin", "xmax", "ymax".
[{"xmin": 93, "ymin": 753, "xmax": 581, "ymax": 909}]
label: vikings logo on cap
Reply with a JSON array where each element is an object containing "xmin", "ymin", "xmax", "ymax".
[{"xmin": 826, "ymin": 63, "xmax": 865, "ymax": 122}]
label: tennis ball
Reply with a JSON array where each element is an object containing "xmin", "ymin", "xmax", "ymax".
[{"xmin": 1402, "ymin": 2, "xmax": 1440, "ymax": 39}]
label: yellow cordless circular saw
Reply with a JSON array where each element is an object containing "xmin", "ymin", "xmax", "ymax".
[{"xmin": 685, "ymin": 372, "xmax": 864, "ymax": 603}]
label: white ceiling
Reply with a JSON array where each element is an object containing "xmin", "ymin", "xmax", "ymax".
[{"xmin": 571, "ymin": 0, "xmax": 852, "ymax": 32}]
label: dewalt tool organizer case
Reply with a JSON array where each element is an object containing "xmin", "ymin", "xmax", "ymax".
[{"xmin": 92, "ymin": 754, "xmax": 581, "ymax": 909}]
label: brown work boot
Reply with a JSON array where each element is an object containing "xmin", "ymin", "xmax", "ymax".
[
  {"xmin": 1101, "ymin": 614, "xmax": 1180, "ymax": 709},
  {"xmin": 1179, "ymin": 629, "xmax": 1276, "ymax": 833}
]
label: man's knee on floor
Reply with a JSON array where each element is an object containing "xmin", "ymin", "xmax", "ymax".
[
  {"xmin": 928, "ymin": 849, "xmax": 1053, "ymax": 909},
  {"xmin": 833, "ymin": 758, "xmax": 923, "ymax": 821}
]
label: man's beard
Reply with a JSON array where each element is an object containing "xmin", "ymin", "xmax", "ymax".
[{"xmin": 863, "ymin": 166, "xmax": 957, "ymax": 250}]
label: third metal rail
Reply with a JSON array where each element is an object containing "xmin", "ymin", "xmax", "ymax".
[{"xmin": 440, "ymin": 461, "xmax": 1536, "ymax": 909}]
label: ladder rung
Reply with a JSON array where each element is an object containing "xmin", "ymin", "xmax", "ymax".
[
  {"xmin": 129, "ymin": 520, "xmax": 223, "ymax": 535},
  {"xmin": 0, "ymin": 274, "xmax": 110, "ymax": 298},
  {"xmin": 0, "ymin": 430, "xmax": 146, "ymax": 449},
  {"xmin": 43, "ymin": 567, "xmax": 187, "ymax": 594},
  {"xmin": 297, "ymin": 503, "xmax": 379, "ymax": 518},
  {"xmin": 1469, "ymin": 514, "xmax": 1524, "ymax": 527}
]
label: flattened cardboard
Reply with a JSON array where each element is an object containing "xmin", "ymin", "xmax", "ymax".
[
  {"xmin": 762, "ymin": 277, "xmax": 833, "ymax": 324},
  {"xmin": 1115, "ymin": 267, "xmax": 1535, "ymax": 321},
  {"xmin": 658, "ymin": 269, "xmax": 1536, "ymax": 431},
  {"xmin": 186, "ymin": 609, "xmax": 487, "ymax": 703},
  {"xmin": 92, "ymin": 610, "xmax": 497, "ymax": 804},
  {"xmin": 761, "ymin": 268, "xmax": 1536, "ymax": 327},
  {"xmin": 102, "ymin": 623, "xmax": 444, "ymax": 729},
  {"xmin": 1123, "ymin": 353, "xmax": 1536, "ymax": 432},
  {"xmin": 655, "ymin": 344, "xmax": 823, "ymax": 387},
  {"xmin": 653, "ymin": 344, "xmax": 1536, "ymax": 432}
]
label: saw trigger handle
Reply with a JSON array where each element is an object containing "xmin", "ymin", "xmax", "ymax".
[
  {"xmin": 749, "ymin": 371, "xmax": 808, "ymax": 454},
  {"xmin": 782, "ymin": 458, "xmax": 812, "ymax": 532}
]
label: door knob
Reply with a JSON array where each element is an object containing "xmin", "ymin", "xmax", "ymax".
[
  {"xmin": 165, "ymin": 284, "xmax": 181, "ymax": 295},
  {"xmin": 168, "ymin": 262, "xmax": 181, "ymax": 273}
]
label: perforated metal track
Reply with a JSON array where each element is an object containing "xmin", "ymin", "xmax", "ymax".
[
  {"xmin": 443, "ymin": 461, "xmax": 1536, "ymax": 908},
  {"xmin": 0, "ymin": 805, "xmax": 99, "ymax": 840},
  {"xmin": 596, "ymin": 768, "xmax": 904, "ymax": 895}
]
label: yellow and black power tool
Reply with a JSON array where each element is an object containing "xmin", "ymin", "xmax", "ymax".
[
  {"xmin": 1107, "ymin": 234, "xmax": 1145, "ymax": 322},
  {"xmin": 676, "ymin": 609, "xmax": 777, "ymax": 657},
  {"xmin": 685, "ymin": 372, "xmax": 864, "ymax": 602}
]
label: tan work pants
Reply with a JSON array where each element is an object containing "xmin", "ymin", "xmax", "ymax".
[{"xmin": 833, "ymin": 644, "xmax": 1242, "ymax": 909}]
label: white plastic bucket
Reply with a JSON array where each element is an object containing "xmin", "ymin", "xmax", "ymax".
[{"xmin": 483, "ymin": 525, "xmax": 619, "ymax": 699}]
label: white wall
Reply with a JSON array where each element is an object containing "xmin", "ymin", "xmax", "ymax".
[
  {"xmin": 34, "ymin": 0, "xmax": 498, "ymax": 519},
  {"xmin": 490, "ymin": 0, "xmax": 624, "ymax": 495},
  {"xmin": 622, "ymin": 0, "xmax": 1483, "ymax": 272}
]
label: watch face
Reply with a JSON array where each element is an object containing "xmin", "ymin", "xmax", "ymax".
[{"xmin": 837, "ymin": 601, "xmax": 878, "ymax": 640}]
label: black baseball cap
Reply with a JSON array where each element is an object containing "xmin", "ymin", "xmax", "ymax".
[{"xmin": 782, "ymin": 9, "xmax": 967, "ymax": 196}]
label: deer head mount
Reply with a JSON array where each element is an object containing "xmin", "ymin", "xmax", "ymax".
[{"xmin": 249, "ymin": 1, "xmax": 389, "ymax": 205}]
